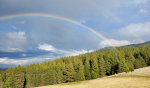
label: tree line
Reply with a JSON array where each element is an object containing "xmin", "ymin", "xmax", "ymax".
[{"xmin": 0, "ymin": 46, "xmax": 150, "ymax": 88}]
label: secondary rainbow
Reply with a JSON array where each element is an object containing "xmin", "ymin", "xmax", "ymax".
[{"xmin": 0, "ymin": 13, "xmax": 119, "ymax": 51}]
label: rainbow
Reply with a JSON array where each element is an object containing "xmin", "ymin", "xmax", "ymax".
[{"xmin": 0, "ymin": 13, "xmax": 119, "ymax": 51}]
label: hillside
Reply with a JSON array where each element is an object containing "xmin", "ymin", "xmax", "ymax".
[
  {"xmin": 125, "ymin": 41, "xmax": 150, "ymax": 47},
  {"xmin": 36, "ymin": 66, "xmax": 150, "ymax": 88},
  {"xmin": 0, "ymin": 41, "xmax": 150, "ymax": 88}
]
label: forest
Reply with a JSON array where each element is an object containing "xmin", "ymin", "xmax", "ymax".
[{"xmin": 0, "ymin": 42, "xmax": 150, "ymax": 88}]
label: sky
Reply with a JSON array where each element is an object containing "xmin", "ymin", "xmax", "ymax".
[{"xmin": 0, "ymin": 0, "xmax": 150, "ymax": 68}]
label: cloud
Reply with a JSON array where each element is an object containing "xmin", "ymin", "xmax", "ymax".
[
  {"xmin": 100, "ymin": 39, "xmax": 130, "ymax": 48},
  {"xmin": 37, "ymin": 43, "xmax": 93, "ymax": 56},
  {"xmin": 118, "ymin": 22, "xmax": 150, "ymax": 41},
  {"xmin": 0, "ymin": 57, "xmax": 48, "ymax": 66},
  {"xmin": 0, "ymin": 49, "xmax": 93, "ymax": 68},
  {"xmin": 0, "ymin": 43, "xmax": 94, "ymax": 68},
  {"xmin": 15, "ymin": 20, "xmax": 26, "ymax": 24},
  {"xmin": 0, "ymin": 32, "xmax": 27, "ymax": 52},
  {"xmin": 139, "ymin": 9, "xmax": 148, "ymax": 13},
  {"xmin": 7, "ymin": 32, "xmax": 26, "ymax": 40},
  {"xmin": 57, "ymin": 49, "xmax": 93, "ymax": 56},
  {"xmin": 38, "ymin": 43, "xmax": 56, "ymax": 52}
]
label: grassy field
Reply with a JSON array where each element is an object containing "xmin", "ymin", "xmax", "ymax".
[{"xmin": 36, "ymin": 67, "xmax": 150, "ymax": 88}]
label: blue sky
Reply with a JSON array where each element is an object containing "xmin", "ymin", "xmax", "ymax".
[{"xmin": 0, "ymin": 0, "xmax": 150, "ymax": 68}]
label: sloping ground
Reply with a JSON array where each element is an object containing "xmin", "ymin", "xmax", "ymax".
[{"xmin": 36, "ymin": 67, "xmax": 150, "ymax": 88}]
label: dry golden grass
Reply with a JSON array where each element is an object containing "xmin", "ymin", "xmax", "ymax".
[{"xmin": 35, "ymin": 67, "xmax": 150, "ymax": 88}]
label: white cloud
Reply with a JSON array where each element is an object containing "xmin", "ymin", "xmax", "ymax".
[
  {"xmin": 139, "ymin": 9, "xmax": 148, "ymax": 13},
  {"xmin": 38, "ymin": 43, "xmax": 56, "ymax": 51},
  {"xmin": 37, "ymin": 43, "xmax": 93, "ymax": 56},
  {"xmin": 0, "ymin": 49, "xmax": 93, "ymax": 68},
  {"xmin": 7, "ymin": 32, "xmax": 26, "ymax": 40},
  {"xmin": 100, "ymin": 39, "xmax": 130, "ymax": 48},
  {"xmin": 119, "ymin": 22, "xmax": 150, "ymax": 41},
  {"xmin": 0, "ymin": 58, "xmax": 26, "ymax": 65},
  {"xmin": 57, "ymin": 49, "xmax": 93, "ymax": 56},
  {"xmin": 0, "ymin": 32, "xmax": 27, "ymax": 52},
  {"xmin": 0, "ymin": 57, "xmax": 49, "ymax": 66}
]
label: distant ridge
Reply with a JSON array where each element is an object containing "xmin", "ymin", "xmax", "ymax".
[
  {"xmin": 101, "ymin": 41, "xmax": 150, "ymax": 50},
  {"xmin": 126, "ymin": 41, "xmax": 150, "ymax": 47}
]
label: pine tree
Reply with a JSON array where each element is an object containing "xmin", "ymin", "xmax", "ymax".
[
  {"xmin": 118, "ymin": 59, "xmax": 129, "ymax": 73},
  {"xmin": 126, "ymin": 61, "xmax": 134, "ymax": 71},
  {"xmin": 84, "ymin": 58, "xmax": 91, "ymax": 80},
  {"xmin": 75, "ymin": 61, "xmax": 85, "ymax": 81},
  {"xmin": 13, "ymin": 66, "xmax": 25, "ymax": 88},
  {"xmin": 90, "ymin": 55, "xmax": 99, "ymax": 79},
  {"xmin": 98, "ymin": 55, "xmax": 106, "ymax": 76},
  {"xmin": 41, "ymin": 63, "xmax": 56, "ymax": 85},
  {"xmin": 2, "ymin": 77, "xmax": 14, "ymax": 88},
  {"xmin": 56, "ymin": 63, "xmax": 63, "ymax": 84},
  {"xmin": 134, "ymin": 55, "xmax": 147, "ymax": 69},
  {"xmin": 105, "ymin": 60, "xmax": 111, "ymax": 75},
  {"xmin": 49, "ymin": 68, "xmax": 56, "ymax": 85},
  {"xmin": 63, "ymin": 62, "xmax": 75, "ymax": 82}
]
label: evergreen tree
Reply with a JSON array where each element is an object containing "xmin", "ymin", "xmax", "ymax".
[
  {"xmin": 49, "ymin": 68, "xmax": 56, "ymax": 85},
  {"xmin": 98, "ymin": 55, "xmax": 106, "ymax": 76},
  {"xmin": 13, "ymin": 66, "xmax": 25, "ymax": 88},
  {"xmin": 105, "ymin": 60, "xmax": 111, "ymax": 75},
  {"xmin": 63, "ymin": 62, "xmax": 75, "ymax": 82},
  {"xmin": 2, "ymin": 77, "xmax": 14, "ymax": 88},
  {"xmin": 126, "ymin": 61, "xmax": 134, "ymax": 71},
  {"xmin": 134, "ymin": 55, "xmax": 147, "ymax": 69},
  {"xmin": 118, "ymin": 58, "xmax": 129, "ymax": 73},
  {"xmin": 90, "ymin": 55, "xmax": 99, "ymax": 79},
  {"xmin": 84, "ymin": 58, "xmax": 91, "ymax": 80},
  {"xmin": 56, "ymin": 63, "xmax": 63, "ymax": 84},
  {"xmin": 75, "ymin": 61, "xmax": 85, "ymax": 81}
]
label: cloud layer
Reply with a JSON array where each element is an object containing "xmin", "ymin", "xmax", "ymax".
[
  {"xmin": 0, "ymin": 43, "xmax": 93, "ymax": 68},
  {"xmin": 100, "ymin": 39, "xmax": 131, "ymax": 48}
]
